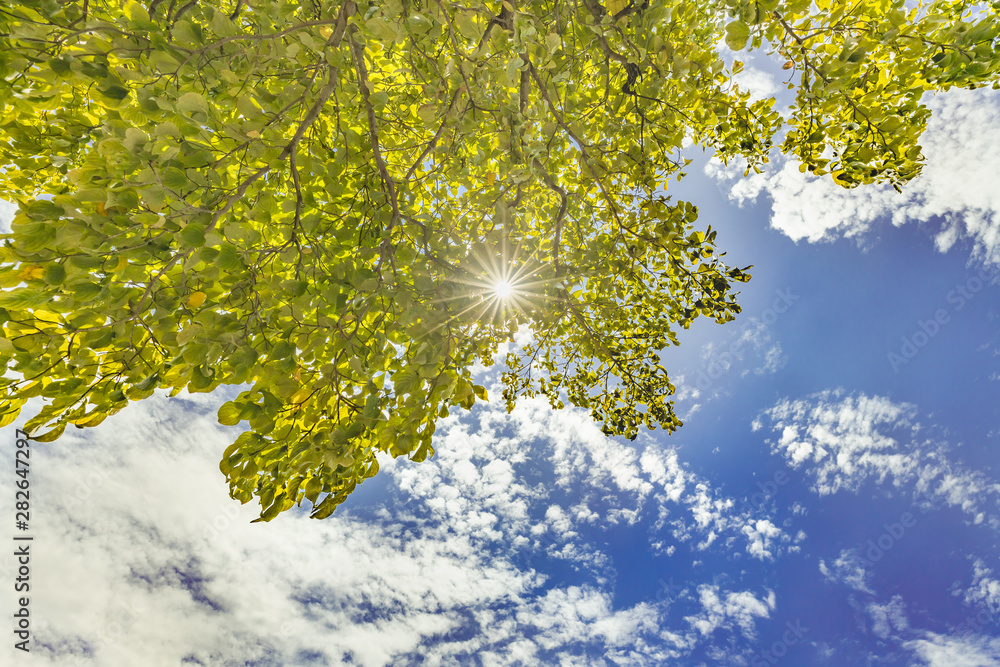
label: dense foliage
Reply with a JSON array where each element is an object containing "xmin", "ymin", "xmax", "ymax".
[{"xmin": 0, "ymin": 0, "xmax": 996, "ymax": 519}]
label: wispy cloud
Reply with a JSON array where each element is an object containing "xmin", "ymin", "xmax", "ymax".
[
  {"xmin": 868, "ymin": 595, "xmax": 909, "ymax": 639},
  {"xmin": 819, "ymin": 549, "xmax": 874, "ymax": 594},
  {"xmin": 758, "ymin": 390, "xmax": 1000, "ymax": 525}
]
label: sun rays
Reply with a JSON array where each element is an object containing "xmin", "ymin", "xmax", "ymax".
[
  {"xmin": 414, "ymin": 236, "xmax": 569, "ymax": 339},
  {"xmin": 459, "ymin": 239, "xmax": 550, "ymax": 320}
]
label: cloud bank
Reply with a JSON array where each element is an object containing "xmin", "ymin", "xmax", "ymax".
[{"xmin": 2, "ymin": 382, "xmax": 792, "ymax": 666}]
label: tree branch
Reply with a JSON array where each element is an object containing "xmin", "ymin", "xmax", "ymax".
[
  {"xmin": 347, "ymin": 30, "xmax": 401, "ymax": 226},
  {"xmin": 527, "ymin": 60, "xmax": 624, "ymax": 227},
  {"xmin": 532, "ymin": 158, "xmax": 567, "ymax": 270}
]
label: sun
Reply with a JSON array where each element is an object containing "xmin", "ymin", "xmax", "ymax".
[
  {"xmin": 493, "ymin": 280, "xmax": 514, "ymax": 300},
  {"xmin": 432, "ymin": 239, "xmax": 564, "ymax": 330}
]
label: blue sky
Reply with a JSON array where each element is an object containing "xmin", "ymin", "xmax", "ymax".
[{"xmin": 2, "ymin": 75, "xmax": 1000, "ymax": 667}]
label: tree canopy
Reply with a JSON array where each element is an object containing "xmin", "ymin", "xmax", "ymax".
[{"xmin": 0, "ymin": 0, "xmax": 996, "ymax": 520}]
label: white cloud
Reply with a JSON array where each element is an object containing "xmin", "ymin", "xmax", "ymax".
[
  {"xmin": 759, "ymin": 390, "xmax": 1000, "ymax": 524},
  {"xmin": 684, "ymin": 585, "xmax": 775, "ymax": 639},
  {"xmin": 819, "ymin": 549, "xmax": 873, "ymax": 594},
  {"xmin": 741, "ymin": 519, "xmax": 782, "ymax": 560},
  {"xmin": 906, "ymin": 633, "xmax": 1000, "ymax": 667},
  {"xmin": 0, "ymin": 199, "xmax": 14, "ymax": 233},
  {"xmin": 1, "ymin": 380, "xmax": 786, "ymax": 665},
  {"xmin": 515, "ymin": 586, "xmax": 659, "ymax": 650},
  {"xmin": 763, "ymin": 391, "xmax": 920, "ymax": 494},
  {"xmin": 687, "ymin": 312, "xmax": 790, "ymax": 402},
  {"xmin": 751, "ymin": 342, "xmax": 786, "ymax": 376},
  {"xmin": 965, "ymin": 560, "xmax": 1000, "ymax": 613},
  {"xmin": 868, "ymin": 595, "xmax": 909, "ymax": 639},
  {"xmin": 730, "ymin": 65, "xmax": 780, "ymax": 102},
  {"xmin": 708, "ymin": 88, "xmax": 1000, "ymax": 266}
]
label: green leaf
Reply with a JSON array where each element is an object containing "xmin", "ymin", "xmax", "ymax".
[
  {"xmin": 162, "ymin": 167, "xmax": 188, "ymax": 190},
  {"xmin": 177, "ymin": 92, "xmax": 208, "ymax": 116},
  {"xmin": 455, "ymin": 13, "xmax": 479, "ymax": 40},
  {"xmin": 0, "ymin": 289, "xmax": 52, "ymax": 310},
  {"xmin": 210, "ymin": 8, "xmax": 238, "ymax": 37},
  {"xmin": 410, "ymin": 442, "xmax": 434, "ymax": 462},
  {"xmin": 725, "ymin": 20, "xmax": 750, "ymax": 51},
  {"xmin": 179, "ymin": 224, "xmax": 206, "ymax": 247},
  {"xmin": 135, "ymin": 373, "xmax": 160, "ymax": 392},
  {"xmin": 124, "ymin": 0, "xmax": 150, "ymax": 22},
  {"xmin": 100, "ymin": 85, "xmax": 130, "ymax": 101},
  {"xmin": 218, "ymin": 401, "xmax": 242, "ymax": 426},
  {"xmin": 43, "ymin": 263, "xmax": 66, "ymax": 285},
  {"xmin": 30, "ymin": 422, "xmax": 66, "ymax": 442},
  {"xmin": 24, "ymin": 200, "xmax": 64, "ymax": 220},
  {"xmin": 48, "ymin": 56, "xmax": 72, "ymax": 76}
]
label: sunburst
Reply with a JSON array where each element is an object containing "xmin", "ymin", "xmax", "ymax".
[
  {"xmin": 493, "ymin": 280, "xmax": 515, "ymax": 300},
  {"xmin": 446, "ymin": 239, "xmax": 550, "ymax": 324},
  {"xmin": 469, "ymin": 241, "xmax": 545, "ymax": 319},
  {"xmin": 414, "ymin": 236, "xmax": 571, "ymax": 339}
]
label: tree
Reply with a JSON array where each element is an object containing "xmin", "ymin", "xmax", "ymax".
[{"xmin": 0, "ymin": 0, "xmax": 996, "ymax": 521}]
